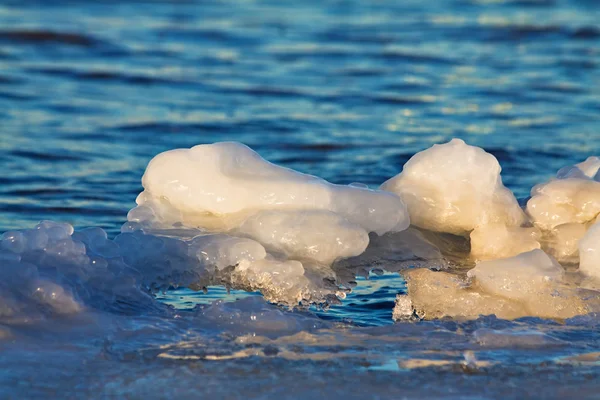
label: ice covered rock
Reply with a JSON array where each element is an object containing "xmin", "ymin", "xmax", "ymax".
[
  {"xmin": 134, "ymin": 142, "xmax": 409, "ymax": 236},
  {"xmin": 380, "ymin": 138, "xmax": 525, "ymax": 235},
  {"xmin": 470, "ymin": 224, "xmax": 541, "ymax": 261}
]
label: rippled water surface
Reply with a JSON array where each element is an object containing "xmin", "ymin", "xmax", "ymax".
[{"xmin": 1, "ymin": 0, "xmax": 600, "ymax": 398}]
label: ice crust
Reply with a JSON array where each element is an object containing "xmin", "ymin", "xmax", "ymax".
[{"xmin": 2, "ymin": 139, "xmax": 600, "ymax": 324}]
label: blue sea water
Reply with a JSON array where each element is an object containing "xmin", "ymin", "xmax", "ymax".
[{"xmin": 1, "ymin": 0, "xmax": 600, "ymax": 398}]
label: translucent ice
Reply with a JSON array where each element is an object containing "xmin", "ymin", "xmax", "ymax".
[
  {"xmin": 237, "ymin": 210, "xmax": 369, "ymax": 264},
  {"xmin": 402, "ymin": 264, "xmax": 592, "ymax": 320},
  {"xmin": 399, "ymin": 248, "xmax": 599, "ymax": 320},
  {"xmin": 401, "ymin": 268, "xmax": 527, "ymax": 320},
  {"xmin": 544, "ymin": 222, "xmax": 588, "ymax": 264},
  {"xmin": 579, "ymin": 222, "xmax": 600, "ymax": 279},
  {"xmin": 467, "ymin": 249, "xmax": 564, "ymax": 302},
  {"xmin": 188, "ymin": 234, "xmax": 267, "ymax": 271},
  {"xmin": 470, "ymin": 224, "xmax": 541, "ymax": 261},
  {"xmin": 526, "ymin": 158, "xmax": 600, "ymax": 265},
  {"xmin": 527, "ymin": 178, "xmax": 600, "ymax": 230},
  {"xmin": 556, "ymin": 156, "xmax": 600, "ymax": 181},
  {"xmin": 381, "ymin": 138, "xmax": 525, "ymax": 235}
]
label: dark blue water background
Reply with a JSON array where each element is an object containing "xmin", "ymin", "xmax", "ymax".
[{"xmin": 1, "ymin": 0, "xmax": 600, "ymax": 397}]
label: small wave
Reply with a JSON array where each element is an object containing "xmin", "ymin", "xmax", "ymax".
[{"xmin": 0, "ymin": 30, "xmax": 98, "ymax": 47}]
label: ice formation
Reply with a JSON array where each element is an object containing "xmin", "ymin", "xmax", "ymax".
[
  {"xmin": 383, "ymin": 143, "xmax": 600, "ymax": 321},
  {"xmin": 467, "ymin": 249, "xmax": 564, "ymax": 302},
  {"xmin": 579, "ymin": 222, "xmax": 600, "ymax": 279},
  {"xmin": 398, "ymin": 250, "xmax": 595, "ymax": 320},
  {"xmin": 470, "ymin": 224, "xmax": 541, "ymax": 260},
  {"xmin": 133, "ymin": 142, "xmax": 409, "ymax": 236},
  {"xmin": 2, "ymin": 139, "xmax": 600, "ymax": 325},
  {"xmin": 380, "ymin": 138, "xmax": 526, "ymax": 236},
  {"xmin": 526, "ymin": 157, "xmax": 600, "ymax": 266},
  {"xmin": 527, "ymin": 178, "xmax": 600, "ymax": 230},
  {"xmin": 237, "ymin": 210, "xmax": 369, "ymax": 265},
  {"xmin": 120, "ymin": 141, "xmax": 413, "ymax": 306}
]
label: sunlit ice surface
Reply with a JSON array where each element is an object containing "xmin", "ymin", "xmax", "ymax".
[{"xmin": 1, "ymin": 0, "xmax": 600, "ymax": 398}]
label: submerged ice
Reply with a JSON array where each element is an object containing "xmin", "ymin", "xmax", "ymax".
[{"xmin": 2, "ymin": 139, "xmax": 600, "ymax": 326}]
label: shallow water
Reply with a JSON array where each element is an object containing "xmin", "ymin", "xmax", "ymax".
[{"xmin": 1, "ymin": 0, "xmax": 600, "ymax": 397}]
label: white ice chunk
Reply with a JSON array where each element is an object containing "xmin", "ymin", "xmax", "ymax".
[
  {"xmin": 579, "ymin": 223, "xmax": 600, "ymax": 278},
  {"xmin": 527, "ymin": 178, "xmax": 600, "ymax": 230},
  {"xmin": 136, "ymin": 142, "xmax": 408, "ymax": 235},
  {"xmin": 526, "ymin": 158, "xmax": 600, "ymax": 267},
  {"xmin": 237, "ymin": 210, "xmax": 369, "ymax": 264},
  {"xmin": 470, "ymin": 224, "xmax": 541, "ymax": 261},
  {"xmin": 381, "ymin": 138, "xmax": 525, "ymax": 235},
  {"xmin": 467, "ymin": 249, "xmax": 563, "ymax": 302}
]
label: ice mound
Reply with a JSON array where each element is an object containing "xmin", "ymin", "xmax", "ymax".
[
  {"xmin": 121, "ymin": 142, "xmax": 415, "ymax": 306},
  {"xmin": 133, "ymin": 142, "xmax": 409, "ymax": 236},
  {"xmin": 126, "ymin": 141, "xmax": 411, "ymax": 296},
  {"xmin": 526, "ymin": 157, "xmax": 600, "ymax": 265},
  {"xmin": 380, "ymin": 138, "xmax": 525, "ymax": 236},
  {"xmin": 527, "ymin": 178, "xmax": 600, "ymax": 231}
]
